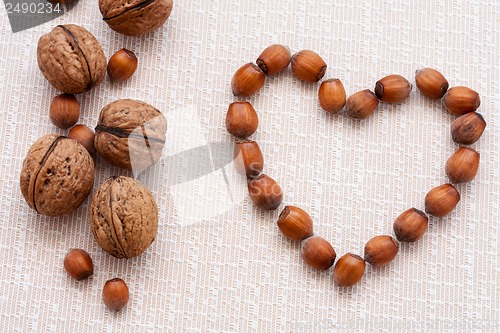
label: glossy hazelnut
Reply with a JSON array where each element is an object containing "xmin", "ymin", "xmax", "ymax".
[
  {"xmin": 291, "ymin": 50, "xmax": 327, "ymax": 82},
  {"xmin": 102, "ymin": 278, "xmax": 129, "ymax": 312},
  {"xmin": 364, "ymin": 235, "xmax": 398, "ymax": 267},
  {"xmin": 345, "ymin": 89, "xmax": 379, "ymax": 119},
  {"xmin": 234, "ymin": 140, "xmax": 264, "ymax": 178},
  {"xmin": 231, "ymin": 63, "xmax": 266, "ymax": 97},
  {"xmin": 333, "ymin": 253, "xmax": 366, "ymax": 287},
  {"xmin": 68, "ymin": 125, "xmax": 95, "ymax": 154},
  {"xmin": 425, "ymin": 184, "xmax": 460, "ymax": 217},
  {"xmin": 107, "ymin": 48, "xmax": 138, "ymax": 82},
  {"xmin": 374, "ymin": 74, "xmax": 412, "ymax": 103},
  {"xmin": 445, "ymin": 147, "xmax": 480, "ymax": 183},
  {"xmin": 301, "ymin": 236, "xmax": 336, "ymax": 270},
  {"xmin": 451, "ymin": 112, "xmax": 486, "ymax": 145},
  {"xmin": 393, "ymin": 208, "xmax": 428, "ymax": 242},
  {"xmin": 256, "ymin": 44, "xmax": 291, "ymax": 75},
  {"xmin": 49, "ymin": 94, "xmax": 80, "ymax": 129},
  {"xmin": 247, "ymin": 174, "xmax": 283, "ymax": 210},
  {"xmin": 318, "ymin": 78, "xmax": 346, "ymax": 114},
  {"xmin": 225, "ymin": 102, "xmax": 259, "ymax": 138},
  {"xmin": 277, "ymin": 206, "xmax": 313, "ymax": 241},
  {"xmin": 415, "ymin": 68, "xmax": 449, "ymax": 99},
  {"xmin": 63, "ymin": 248, "xmax": 93, "ymax": 281},
  {"xmin": 443, "ymin": 86, "xmax": 480, "ymax": 115}
]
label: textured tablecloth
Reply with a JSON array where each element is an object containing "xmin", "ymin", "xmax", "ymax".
[{"xmin": 0, "ymin": 0, "xmax": 499, "ymax": 332}]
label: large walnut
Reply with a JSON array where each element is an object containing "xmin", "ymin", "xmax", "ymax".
[
  {"xmin": 99, "ymin": 0, "xmax": 173, "ymax": 36},
  {"xmin": 37, "ymin": 24, "xmax": 107, "ymax": 94},
  {"xmin": 94, "ymin": 99, "xmax": 167, "ymax": 171},
  {"xmin": 20, "ymin": 134, "xmax": 95, "ymax": 216},
  {"xmin": 89, "ymin": 176, "xmax": 158, "ymax": 258}
]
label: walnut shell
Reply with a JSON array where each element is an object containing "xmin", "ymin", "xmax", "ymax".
[
  {"xmin": 99, "ymin": 0, "xmax": 173, "ymax": 36},
  {"xmin": 37, "ymin": 24, "xmax": 106, "ymax": 94},
  {"xmin": 94, "ymin": 99, "xmax": 167, "ymax": 171},
  {"xmin": 89, "ymin": 176, "xmax": 158, "ymax": 258},
  {"xmin": 20, "ymin": 134, "xmax": 95, "ymax": 216}
]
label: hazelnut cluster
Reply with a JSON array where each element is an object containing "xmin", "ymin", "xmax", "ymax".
[{"xmin": 227, "ymin": 44, "xmax": 486, "ymax": 287}]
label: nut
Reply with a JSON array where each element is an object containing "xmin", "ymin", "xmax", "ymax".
[
  {"xmin": 318, "ymin": 78, "xmax": 346, "ymax": 114},
  {"xmin": 445, "ymin": 147, "xmax": 480, "ymax": 183},
  {"xmin": 291, "ymin": 50, "xmax": 327, "ymax": 82},
  {"xmin": 451, "ymin": 112, "xmax": 486, "ymax": 145},
  {"xmin": 20, "ymin": 134, "xmax": 94, "ymax": 216},
  {"xmin": 37, "ymin": 24, "xmax": 106, "ymax": 94},
  {"xmin": 300, "ymin": 236, "xmax": 336, "ymax": 270},
  {"xmin": 68, "ymin": 125, "xmax": 95, "ymax": 154},
  {"xmin": 107, "ymin": 48, "xmax": 138, "ymax": 82},
  {"xmin": 277, "ymin": 206, "xmax": 313, "ymax": 241},
  {"xmin": 364, "ymin": 235, "xmax": 398, "ymax": 267},
  {"xmin": 225, "ymin": 102, "xmax": 259, "ymax": 138},
  {"xmin": 393, "ymin": 208, "xmax": 428, "ymax": 242},
  {"xmin": 443, "ymin": 86, "xmax": 480, "ymax": 115},
  {"xmin": 374, "ymin": 74, "xmax": 412, "ymax": 103},
  {"xmin": 256, "ymin": 44, "xmax": 291, "ymax": 75},
  {"xmin": 99, "ymin": 0, "xmax": 173, "ymax": 36},
  {"xmin": 94, "ymin": 99, "xmax": 167, "ymax": 171},
  {"xmin": 415, "ymin": 68, "xmax": 449, "ymax": 99},
  {"xmin": 231, "ymin": 63, "xmax": 266, "ymax": 97},
  {"xmin": 247, "ymin": 174, "xmax": 283, "ymax": 210},
  {"xmin": 333, "ymin": 253, "xmax": 365, "ymax": 287},
  {"xmin": 425, "ymin": 184, "xmax": 460, "ymax": 217},
  {"xmin": 63, "ymin": 248, "xmax": 93, "ymax": 281},
  {"xmin": 345, "ymin": 89, "xmax": 379, "ymax": 119},
  {"xmin": 234, "ymin": 140, "xmax": 264, "ymax": 178},
  {"xmin": 102, "ymin": 278, "xmax": 129, "ymax": 311},
  {"xmin": 49, "ymin": 94, "xmax": 80, "ymax": 129}
]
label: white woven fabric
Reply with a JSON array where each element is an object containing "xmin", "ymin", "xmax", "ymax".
[{"xmin": 0, "ymin": 0, "xmax": 499, "ymax": 332}]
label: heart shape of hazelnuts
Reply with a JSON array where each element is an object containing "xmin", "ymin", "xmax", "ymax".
[{"xmin": 226, "ymin": 44, "xmax": 487, "ymax": 288}]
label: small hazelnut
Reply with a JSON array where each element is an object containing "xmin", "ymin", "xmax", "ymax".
[
  {"xmin": 425, "ymin": 184, "xmax": 460, "ymax": 217},
  {"xmin": 445, "ymin": 147, "xmax": 480, "ymax": 183},
  {"xmin": 451, "ymin": 112, "xmax": 486, "ymax": 145},
  {"xmin": 68, "ymin": 125, "xmax": 95, "ymax": 154},
  {"xmin": 443, "ymin": 86, "xmax": 480, "ymax": 115},
  {"xmin": 234, "ymin": 140, "xmax": 264, "ymax": 178},
  {"xmin": 49, "ymin": 94, "xmax": 80, "ymax": 129},
  {"xmin": 291, "ymin": 50, "xmax": 327, "ymax": 82},
  {"xmin": 415, "ymin": 68, "xmax": 449, "ymax": 99},
  {"xmin": 345, "ymin": 89, "xmax": 379, "ymax": 119},
  {"xmin": 393, "ymin": 208, "xmax": 428, "ymax": 242},
  {"xmin": 225, "ymin": 102, "xmax": 259, "ymax": 138},
  {"xmin": 231, "ymin": 63, "xmax": 266, "ymax": 97},
  {"xmin": 247, "ymin": 174, "xmax": 283, "ymax": 210},
  {"xmin": 301, "ymin": 236, "xmax": 336, "ymax": 270},
  {"xmin": 256, "ymin": 44, "xmax": 291, "ymax": 75},
  {"xmin": 107, "ymin": 49, "xmax": 138, "ymax": 82},
  {"xmin": 364, "ymin": 235, "xmax": 398, "ymax": 267},
  {"xmin": 277, "ymin": 206, "xmax": 313, "ymax": 241},
  {"xmin": 102, "ymin": 278, "xmax": 129, "ymax": 312},
  {"xmin": 63, "ymin": 248, "xmax": 93, "ymax": 281},
  {"xmin": 374, "ymin": 74, "xmax": 412, "ymax": 103},
  {"xmin": 333, "ymin": 253, "xmax": 366, "ymax": 287},
  {"xmin": 318, "ymin": 78, "xmax": 346, "ymax": 114}
]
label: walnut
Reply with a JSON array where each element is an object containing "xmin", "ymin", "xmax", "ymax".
[
  {"xmin": 37, "ymin": 24, "xmax": 107, "ymax": 94},
  {"xmin": 94, "ymin": 99, "xmax": 167, "ymax": 171},
  {"xmin": 89, "ymin": 176, "xmax": 158, "ymax": 258},
  {"xmin": 99, "ymin": 0, "xmax": 173, "ymax": 36},
  {"xmin": 20, "ymin": 134, "xmax": 95, "ymax": 216}
]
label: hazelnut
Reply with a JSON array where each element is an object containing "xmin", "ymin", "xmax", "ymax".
[
  {"xmin": 451, "ymin": 112, "xmax": 486, "ymax": 145},
  {"xmin": 234, "ymin": 140, "xmax": 264, "ymax": 178},
  {"xmin": 443, "ymin": 86, "xmax": 480, "ymax": 115},
  {"xmin": 247, "ymin": 174, "xmax": 283, "ymax": 210},
  {"xmin": 333, "ymin": 253, "xmax": 365, "ymax": 287},
  {"xmin": 231, "ymin": 63, "xmax": 266, "ymax": 97},
  {"xmin": 345, "ymin": 89, "xmax": 379, "ymax": 119},
  {"xmin": 318, "ymin": 78, "xmax": 346, "ymax": 114},
  {"xmin": 374, "ymin": 74, "xmax": 412, "ymax": 103},
  {"xmin": 415, "ymin": 68, "xmax": 449, "ymax": 99},
  {"xmin": 445, "ymin": 147, "xmax": 480, "ymax": 183},
  {"xmin": 89, "ymin": 176, "xmax": 158, "ymax": 258},
  {"xmin": 107, "ymin": 49, "xmax": 138, "ymax": 82},
  {"xmin": 364, "ymin": 235, "xmax": 398, "ymax": 267},
  {"xmin": 425, "ymin": 184, "xmax": 460, "ymax": 217},
  {"xmin": 20, "ymin": 134, "xmax": 94, "ymax": 216},
  {"xmin": 393, "ymin": 208, "xmax": 428, "ymax": 242},
  {"xmin": 102, "ymin": 278, "xmax": 129, "ymax": 312},
  {"xmin": 63, "ymin": 248, "xmax": 93, "ymax": 281},
  {"xmin": 68, "ymin": 125, "xmax": 95, "ymax": 154},
  {"xmin": 225, "ymin": 102, "xmax": 259, "ymax": 138},
  {"xmin": 49, "ymin": 94, "xmax": 80, "ymax": 129},
  {"xmin": 256, "ymin": 44, "xmax": 291, "ymax": 75},
  {"xmin": 291, "ymin": 50, "xmax": 327, "ymax": 82},
  {"xmin": 277, "ymin": 206, "xmax": 313, "ymax": 241},
  {"xmin": 37, "ymin": 24, "xmax": 106, "ymax": 94},
  {"xmin": 99, "ymin": 0, "xmax": 173, "ymax": 36},
  {"xmin": 300, "ymin": 236, "xmax": 336, "ymax": 270}
]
